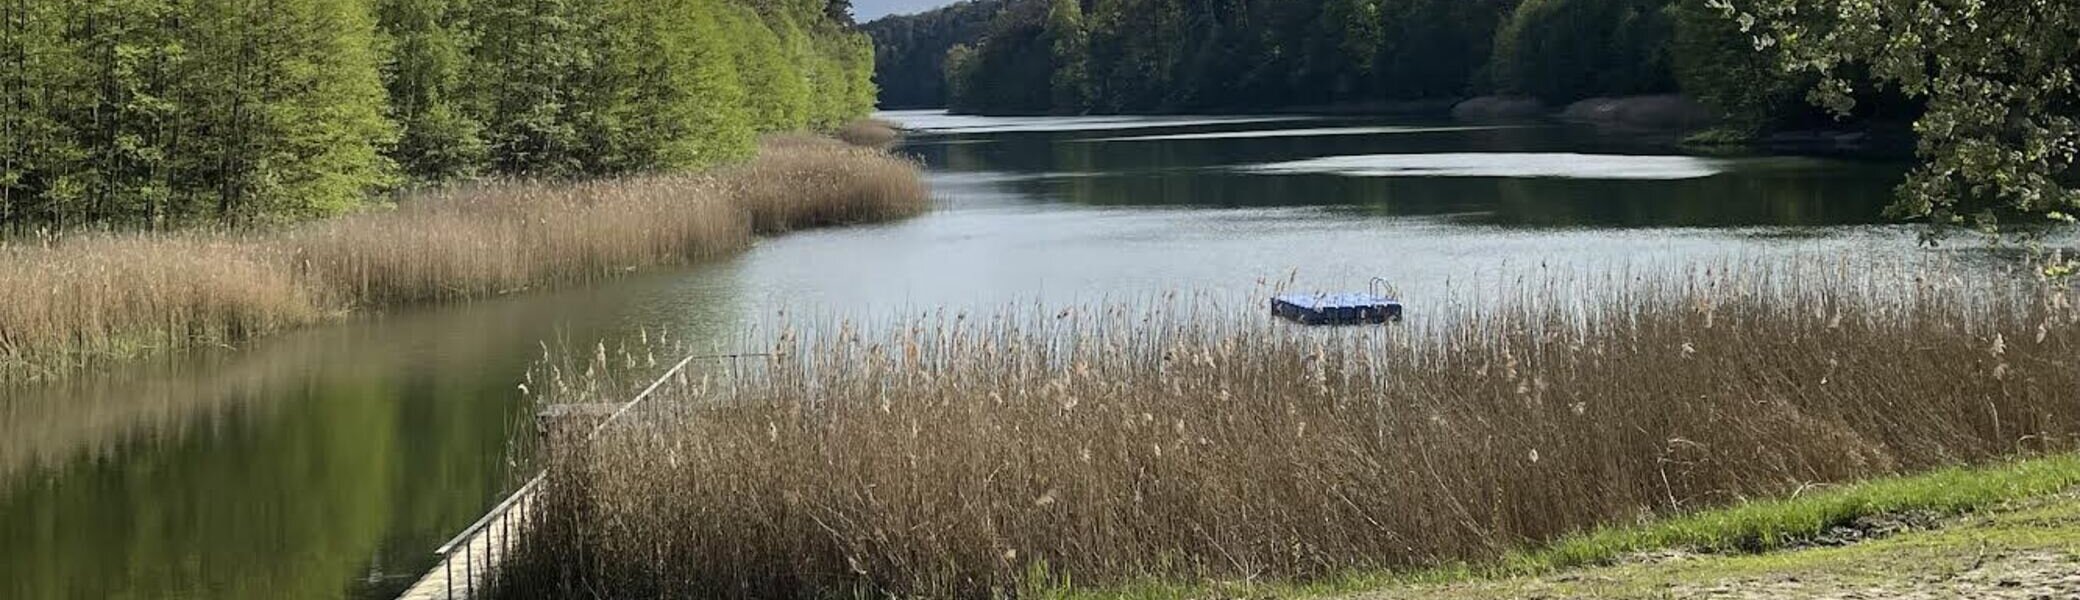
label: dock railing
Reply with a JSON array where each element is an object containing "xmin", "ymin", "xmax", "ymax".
[{"xmin": 398, "ymin": 351, "xmax": 760, "ymax": 600}]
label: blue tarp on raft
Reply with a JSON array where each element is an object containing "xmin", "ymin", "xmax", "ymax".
[{"xmin": 1271, "ymin": 293, "xmax": 1404, "ymax": 325}]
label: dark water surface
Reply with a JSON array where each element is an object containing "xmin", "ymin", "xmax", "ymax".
[{"xmin": 1, "ymin": 111, "xmax": 1917, "ymax": 599}]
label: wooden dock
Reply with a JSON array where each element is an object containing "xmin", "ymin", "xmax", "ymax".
[
  {"xmin": 395, "ymin": 352, "xmax": 714, "ymax": 600},
  {"xmin": 395, "ymin": 480, "xmax": 538, "ymax": 600}
]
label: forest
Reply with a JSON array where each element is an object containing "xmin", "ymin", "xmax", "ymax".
[
  {"xmin": 859, "ymin": 0, "xmax": 1007, "ymax": 109},
  {"xmin": 0, "ymin": 0, "xmax": 875, "ymax": 230},
  {"xmin": 867, "ymin": 0, "xmax": 2077, "ymax": 230},
  {"xmin": 867, "ymin": 0, "xmax": 1810, "ymax": 127}
]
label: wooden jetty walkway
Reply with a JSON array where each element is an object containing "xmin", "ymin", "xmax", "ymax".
[
  {"xmin": 395, "ymin": 479, "xmax": 538, "ymax": 600},
  {"xmin": 395, "ymin": 353, "xmax": 709, "ymax": 600}
]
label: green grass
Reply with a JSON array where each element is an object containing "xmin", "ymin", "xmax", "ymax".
[
  {"xmin": 1507, "ymin": 454, "xmax": 2080, "ymax": 572},
  {"xmin": 1025, "ymin": 454, "xmax": 2080, "ymax": 599}
]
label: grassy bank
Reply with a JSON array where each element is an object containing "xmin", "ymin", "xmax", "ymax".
[
  {"xmin": 1338, "ymin": 456, "xmax": 2080, "ymax": 600},
  {"xmin": 0, "ymin": 136, "xmax": 928, "ymax": 381},
  {"xmin": 500, "ymin": 265, "xmax": 2079, "ymax": 599},
  {"xmin": 1011, "ymin": 455, "xmax": 2080, "ymax": 599}
]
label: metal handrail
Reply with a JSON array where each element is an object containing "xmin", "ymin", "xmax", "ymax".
[
  {"xmin": 430, "ymin": 351, "xmax": 775, "ymax": 555},
  {"xmin": 433, "ymin": 477, "xmax": 544, "ymax": 556},
  {"xmin": 414, "ymin": 350, "xmax": 781, "ymax": 599}
]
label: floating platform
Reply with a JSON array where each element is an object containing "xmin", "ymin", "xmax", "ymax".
[{"xmin": 1271, "ymin": 293, "xmax": 1404, "ymax": 325}]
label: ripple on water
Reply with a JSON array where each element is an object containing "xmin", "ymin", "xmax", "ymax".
[
  {"xmin": 1087, "ymin": 125, "xmax": 1521, "ymax": 142},
  {"xmin": 1242, "ymin": 152, "xmax": 1825, "ymax": 180},
  {"xmin": 885, "ymin": 113, "xmax": 1318, "ymax": 135}
]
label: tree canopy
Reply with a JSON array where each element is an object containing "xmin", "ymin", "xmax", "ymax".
[
  {"xmin": 0, "ymin": 0, "xmax": 875, "ymax": 229},
  {"xmin": 1725, "ymin": 0, "xmax": 2079, "ymax": 232},
  {"xmin": 861, "ymin": 0, "xmax": 1009, "ymax": 109},
  {"xmin": 868, "ymin": 0, "xmax": 1711, "ymax": 115}
]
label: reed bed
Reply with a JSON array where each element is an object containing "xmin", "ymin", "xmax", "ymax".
[
  {"xmin": 834, "ymin": 119, "xmax": 903, "ymax": 149},
  {"xmin": 0, "ymin": 136, "xmax": 928, "ymax": 380},
  {"xmin": 501, "ymin": 265, "xmax": 2080, "ymax": 599},
  {"xmin": 0, "ymin": 236, "xmax": 324, "ymax": 374}
]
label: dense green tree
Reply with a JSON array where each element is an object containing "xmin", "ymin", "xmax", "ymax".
[
  {"xmin": 376, "ymin": 0, "xmax": 485, "ymax": 182},
  {"xmin": 1666, "ymin": 0, "xmax": 1809, "ymax": 134},
  {"xmin": 8, "ymin": 0, "xmax": 396, "ymax": 226},
  {"xmin": 1726, "ymin": 0, "xmax": 2079, "ymax": 232},
  {"xmin": 0, "ymin": 0, "xmax": 873, "ymax": 229},
  {"xmin": 619, "ymin": 0, "xmax": 755, "ymax": 169},
  {"xmin": 732, "ymin": 7, "xmax": 813, "ymax": 132},
  {"xmin": 943, "ymin": 43, "xmax": 978, "ymax": 111},
  {"xmin": 889, "ymin": 0, "xmax": 1533, "ymax": 114},
  {"xmin": 0, "ymin": 0, "xmax": 41, "ymax": 227},
  {"xmin": 888, "ymin": 0, "xmax": 1792, "ymax": 116},
  {"xmin": 945, "ymin": 0, "xmax": 1052, "ymax": 114},
  {"xmin": 1044, "ymin": 0, "xmax": 1088, "ymax": 114},
  {"xmin": 861, "ymin": 0, "xmax": 1007, "ymax": 109},
  {"xmin": 37, "ymin": 0, "xmax": 185, "ymax": 227},
  {"xmin": 187, "ymin": 0, "xmax": 397, "ymax": 221},
  {"xmin": 462, "ymin": 0, "xmax": 589, "ymax": 176},
  {"xmin": 1315, "ymin": 0, "xmax": 1383, "ymax": 99},
  {"xmin": 1490, "ymin": 0, "xmax": 1675, "ymax": 103},
  {"xmin": 1375, "ymin": 0, "xmax": 1517, "ymax": 100},
  {"xmin": 0, "ymin": 0, "xmax": 78, "ymax": 228}
]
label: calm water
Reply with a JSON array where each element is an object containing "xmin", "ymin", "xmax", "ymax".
[{"xmin": 1, "ymin": 111, "xmax": 1921, "ymax": 599}]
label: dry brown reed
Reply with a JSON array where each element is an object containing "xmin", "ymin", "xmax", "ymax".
[
  {"xmin": 0, "ymin": 235, "xmax": 325, "ymax": 378},
  {"xmin": 718, "ymin": 133, "xmax": 929, "ymax": 233},
  {"xmin": 0, "ymin": 136, "xmax": 928, "ymax": 380},
  {"xmin": 834, "ymin": 119, "xmax": 903, "ymax": 149},
  {"xmin": 502, "ymin": 265, "xmax": 2080, "ymax": 599}
]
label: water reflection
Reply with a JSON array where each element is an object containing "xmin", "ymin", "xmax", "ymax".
[
  {"xmin": 1089, "ymin": 125, "xmax": 1519, "ymax": 142},
  {"xmin": 1244, "ymin": 152, "xmax": 1787, "ymax": 180},
  {"xmin": 903, "ymin": 117, "xmax": 1905, "ymax": 228},
  {"xmin": 0, "ymin": 265, "xmax": 746, "ymax": 599}
]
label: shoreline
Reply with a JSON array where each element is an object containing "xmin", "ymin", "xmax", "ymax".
[
  {"xmin": 923, "ymin": 96, "xmax": 1913, "ymax": 159},
  {"xmin": 0, "ymin": 131, "xmax": 928, "ymax": 383}
]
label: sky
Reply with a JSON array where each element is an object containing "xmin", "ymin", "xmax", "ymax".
[{"xmin": 854, "ymin": 0, "xmax": 958, "ymax": 21}]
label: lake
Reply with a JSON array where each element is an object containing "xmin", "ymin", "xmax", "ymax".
[{"xmin": 0, "ymin": 111, "xmax": 1924, "ymax": 599}]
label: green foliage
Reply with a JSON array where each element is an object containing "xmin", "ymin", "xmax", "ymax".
[
  {"xmin": 1045, "ymin": 0, "xmax": 1089, "ymax": 114},
  {"xmin": 0, "ymin": 0, "xmax": 398, "ymax": 227},
  {"xmin": 1491, "ymin": 0, "xmax": 1677, "ymax": 103},
  {"xmin": 1666, "ymin": 0, "xmax": 1807, "ymax": 136},
  {"xmin": 860, "ymin": 0, "xmax": 1008, "ymax": 109},
  {"xmin": 0, "ymin": 0, "xmax": 872, "ymax": 229},
  {"xmin": 943, "ymin": 43, "xmax": 979, "ymax": 111},
  {"xmin": 1727, "ymin": 0, "xmax": 2080, "ymax": 234},
  {"xmin": 1375, "ymin": 0, "xmax": 1519, "ymax": 100},
  {"xmin": 885, "ymin": 0, "xmax": 1805, "ymax": 116},
  {"xmin": 732, "ymin": 8, "xmax": 813, "ymax": 132},
  {"xmin": 377, "ymin": 0, "xmax": 485, "ymax": 181},
  {"xmin": 882, "ymin": 0, "xmax": 1533, "ymax": 114}
]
